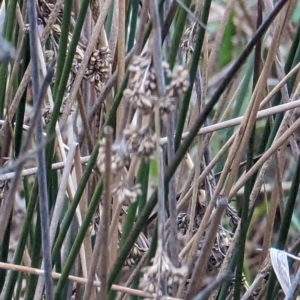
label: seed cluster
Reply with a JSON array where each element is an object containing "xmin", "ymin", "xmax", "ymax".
[
  {"xmin": 111, "ymin": 181, "xmax": 142, "ymax": 205},
  {"xmin": 124, "ymin": 53, "xmax": 189, "ymax": 115},
  {"xmin": 181, "ymin": 23, "xmax": 199, "ymax": 62},
  {"xmin": 123, "ymin": 126, "xmax": 157, "ymax": 160},
  {"xmin": 38, "ymin": 1, "xmax": 112, "ymax": 99},
  {"xmin": 97, "ymin": 140, "xmax": 129, "ymax": 174},
  {"xmin": 72, "ymin": 47, "xmax": 112, "ymax": 94},
  {"xmin": 139, "ymin": 247, "xmax": 187, "ymax": 298}
]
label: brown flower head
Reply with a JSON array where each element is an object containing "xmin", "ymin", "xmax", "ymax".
[
  {"xmin": 123, "ymin": 126, "xmax": 156, "ymax": 159},
  {"xmin": 123, "ymin": 88, "xmax": 156, "ymax": 113},
  {"xmin": 111, "ymin": 181, "xmax": 142, "ymax": 205},
  {"xmin": 97, "ymin": 140, "xmax": 129, "ymax": 174},
  {"xmin": 139, "ymin": 247, "xmax": 187, "ymax": 297}
]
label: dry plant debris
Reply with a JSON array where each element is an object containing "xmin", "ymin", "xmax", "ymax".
[{"xmin": 0, "ymin": 0, "xmax": 300, "ymax": 299}]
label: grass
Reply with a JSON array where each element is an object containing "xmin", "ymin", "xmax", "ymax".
[{"xmin": 0, "ymin": 0, "xmax": 300, "ymax": 299}]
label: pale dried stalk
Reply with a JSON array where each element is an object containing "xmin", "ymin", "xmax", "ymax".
[
  {"xmin": 15, "ymin": 2, "xmax": 25, "ymax": 30},
  {"xmin": 274, "ymin": 57, "xmax": 300, "ymax": 159},
  {"xmin": 175, "ymin": 82, "xmax": 232, "ymax": 212},
  {"xmin": 50, "ymin": 144, "xmax": 78, "ymax": 247},
  {"xmin": 116, "ymin": 253, "xmax": 148, "ymax": 300},
  {"xmin": 74, "ymin": 148, "xmax": 88, "ymax": 223},
  {"xmin": 236, "ymin": 0, "xmax": 255, "ymax": 30},
  {"xmin": 187, "ymin": 138, "xmax": 201, "ymax": 241},
  {"xmin": 176, "ymin": 138, "xmax": 235, "ymax": 254},
  {"xmin": 160, "ymin": 97, "xmax": 300, "ymax": 145},
  {"xmin": 217, "ymin": 76, "xmax": 243, "ymax": 124},
  {"xmin": 32, "ymin": 143, "xmax": 78, "ymax": 299},
  {"xmin": 265, "ymin": 0, "xmax": 296, "ymax": 34},
  {"xmin": 65, "ymin": 97, "xmax": 300, "ymax": 253},
  {"xmin": 212, "ymin": 110, "xmax": 296, "ymax": 298},
  {"xmin": 116, "ymin": 0, "xmax": 126, "ymax": 138},
  {"xmin": 35, "ymin": 37, "xmax": 88, "ymax": 294},
  {"xmin": 110, "ymin": 183, "xmax": 120, "ymax": 270},
  {"xmin": 260, "ymin": 139, "xmax": 287, "ymax": 264},
  {"xmin": 221, "ymin": 2, "xmax": 285, "ymax": 199},
  {"xmin": 210, "ymin": 12, "xmax": 290, "ymax": 295},
  {"xmin": 0, "ymin": 155, "xmax": 91, "ymax": 181},
  {"xmin": 117, "ymin": 0, "xmax": 125, "ymax": 90},
  {"xmin": 97, "ymin": 127, "xmax": 113, "ymax": 300},
  {"xmin": 241, "ymin": 234, "xmax": 300, "ymax": 300},
  {"xmin": 229, "ymin": 112, "xmax": 300, "ymax": 199},
  {"xmin": 180, "ymin": 9, "xmax": 285, "ymax": 270},
  {"xmin": 149, "ymin": 0, "xmax": 167, "ymax": 253},
  {"xmin": 73, "ymin": 144, "xmax": 94, "ymax": 294},
  {"xmin": 209, "ymin": 222, "xmax": 242, "ymax": 300},
  {"xmin": 0, "ymin": 262, "xmax": 182, "ymax": 299},
  {"xmin": 108, "ymin": 200, "xmax": 123, "ymax": 249},
  {"xmin": 231, "ymin": 93, "xmax": 297, "ymax": 225},
  {"xmin": 230, "ymin": 83, "xmax": 300, "ymax": 201},
  {"xmin": 207, "ymin": 0, "xmax": 235, "ymax": 79},
  {"xmin": 186, "ymin": 198, "xmax": 228, "ymax": 299},
  {"xmin": 38, "ymin": 38, "xmax": 91, "ymax": 282},
  {"xmin": 108, "ymin": 0, "xmax": 119, "ymax": 57}
]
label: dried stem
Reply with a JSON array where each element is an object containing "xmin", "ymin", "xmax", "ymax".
[
  {"xmin": 28, "ymin": 0, "xmax": 53, "ymax": 297},
  {"xmin": 186, "ymin": 198, "xmax": 228, "ymax": 299},
  {"xmin": 97, "ymin": 127, "xmax": 113, "ymax": 300},
  {"xmin": 149, "ymin": 0, "xmax": 166, "ymax": 249},
  {"xmin": 116, "ymin": 0, "xmax": 126, "ymax": 137},
  {"xmin": 0, "ymin": 262, "xmax": 182, "ymax": 299}
]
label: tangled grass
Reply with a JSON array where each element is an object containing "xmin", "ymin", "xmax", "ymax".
[{"xmin": 0, "ymin": 0, "xmax": 300, "ymax": 299}]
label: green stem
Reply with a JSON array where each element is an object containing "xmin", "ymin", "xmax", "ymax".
[
  {"xmin": 233, "ymin": 127, "xmax": 255, "ymax": 300},
  {"xmin": 108, "ymin": 0, "xmax": 287, "ymax": 286},
  {"xmin": 53, "ymin": 180, "xmax": 103, "ymax": 299},
  {"xmin": 174, "ymin": 0, "xmax": 212, "ymax": 151},
  {"xmin": 51, "ymin": 144, "xmax": 99, "ymax": 260},
  {"xmin": 2, "ymin": 185, "xmax": 39, "ymax": 300},
  {"xmin": 0, "ymin": 0, "xmax": 18, "ymax": 116},
  {"xmin": 0, "ymin": 213, "xmax": 12, "ymax": 292},
  {"xmin": 127, "ymin": 0, "xmax": 139, "ymax": 52},
  {"xmin": 258, "ymin": 24, "xmax": 300, "ymax": 154},
  {"xmin": 215, "ymin": 57, "xmax": 253, "ymax": 173},
  {"xmin": 265, "ymin": 155, "xmax": 300, "ymax": 299},
  {"xmin": 217, "ymin": 248, "xmax": 238, "ymax": 300},
  {"xmin": 167, "ymin": 0, "xmax": 192, "ymax": 69},
  {"xmin": 25, "ymin": 213, "xmax": 42, "ymax": 300},
  {"xmin": 53, "ymin": 0, "xmax": 73, "ymax": 97},
  {"xmin": 46, "ymin": 0, "xmax": 91, "ymax": 186},
  {"xmin": 108, "ymin": 162, "xmax": 150, "ymax": 298}
]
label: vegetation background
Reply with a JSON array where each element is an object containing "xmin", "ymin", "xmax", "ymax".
[{"xmin": 0, "ymin": 0, "xmax": 300, "ymax": 299}]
